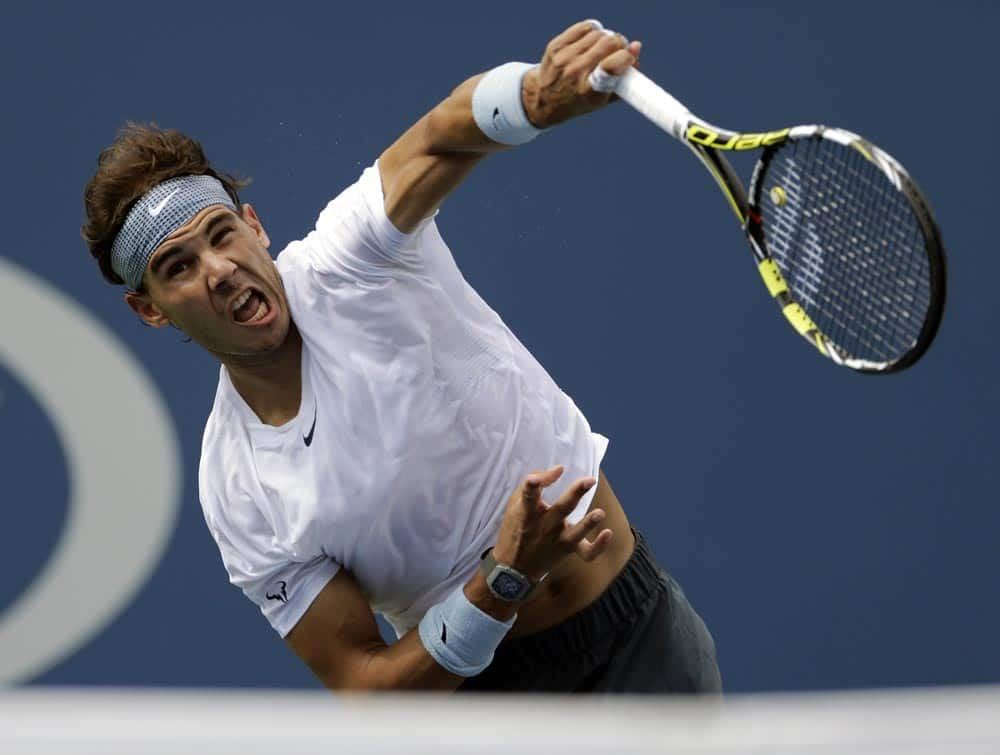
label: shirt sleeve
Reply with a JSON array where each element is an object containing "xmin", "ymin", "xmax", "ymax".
[
  {"xmin": 296, "ymin": 161, "xmax": 437, "ymax": 278},
  {"xmin": 200, "ymin": 477, "xmax": 341, "ymax": 638}
]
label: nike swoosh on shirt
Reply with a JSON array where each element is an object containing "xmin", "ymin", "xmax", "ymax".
[
  {"xmin": 303, "ymin": 405, "xmax": 317, "ymax": 447},
  {"xmin": 148, "ymin": 188, "xmax": 180, "ymax": 217}
]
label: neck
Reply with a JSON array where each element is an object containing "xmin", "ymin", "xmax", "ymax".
[{"xmin": 222, "ymin": 325, "xmax": 303, "ymax": 426}]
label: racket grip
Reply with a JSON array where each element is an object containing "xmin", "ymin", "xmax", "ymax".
[{"xmin": 589, "ymin": 67, "xmax": 689, "ymax": 141}]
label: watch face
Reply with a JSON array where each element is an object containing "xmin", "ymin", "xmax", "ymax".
[{"xmin": 491, "ymin": 571, "xmax": 525, "ymax": 600}]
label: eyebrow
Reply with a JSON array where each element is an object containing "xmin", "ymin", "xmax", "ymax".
[{"xmin": 149, "ymin": 211, "xmax": 235, "ymax": 277}]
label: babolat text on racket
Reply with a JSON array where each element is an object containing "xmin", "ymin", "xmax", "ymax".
[{"xmin": 590, "ymin": 66, "xmax": 946, "ymax": 373}]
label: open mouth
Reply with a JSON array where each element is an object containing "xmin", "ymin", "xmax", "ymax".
[{"xmin": 230, "ymin": 287, "xmax": 273, "ymax": 325}]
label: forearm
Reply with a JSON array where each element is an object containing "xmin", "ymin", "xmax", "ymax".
[
  {"xmin": 346, "ymin": 570, "xmax": 518, "ymax": 691},
  {"xmin": 378, "ymin": 69, "xmax": 526, "ymax": 233},
  {"xmin": 381, "ymin": 61, "xmax": 561, "ymax": 233},
  {"xmin": 422, "ymin": 71, "xmax": 536, "ymax": 155},
  {"xmin": 356, "ymin": 628, "xmax": 462, "ymax": 691},
  {"xmin": 423, "ymin": 74, "xmax": 497, "ymax": 154}
]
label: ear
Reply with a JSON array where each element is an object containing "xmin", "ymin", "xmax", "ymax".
[
  {"xmin": 241, "ymin": 204, "xmax": 271, "ymax": 249},
  {"xmin": 124, "ymin": 290, "xmax": 171, "ymax": 328}
]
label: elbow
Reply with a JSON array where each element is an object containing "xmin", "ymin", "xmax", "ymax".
[
  {"xmin": 424, "ymin": 80, "xmax": 482, "ymax": 156},
  {"xmin": 317, "ymin": 651, "xmax": 458, "ymax": 693},
  {"xmin": 423, "ymin": 106, "xmax": 453, "ymax": 156},
  {"xmin": 314, "ymin": 647, "xmax": 400, "ymax": 692}
]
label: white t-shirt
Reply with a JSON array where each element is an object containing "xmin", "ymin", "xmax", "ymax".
[{"xmin": 198, "ymin": 163, "xmax": 608, "ymax": 638}]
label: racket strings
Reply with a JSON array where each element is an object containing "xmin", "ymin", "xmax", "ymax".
[
  {"xmin": 835, "ymin": 147, "xmax": 929, "ymax": 357},
  {"xmin": 779, "ymin": 142, "xmax": 918, "ymax": 360},
  {"xmin": 758, "ymin": 137, "xmax": 930, "ymax": 363},
  {"xmin": 789, "ymin": 141, "xmax": 927, "ymax": 360}
]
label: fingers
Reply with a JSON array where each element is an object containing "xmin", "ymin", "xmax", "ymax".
[
  {"xmin": 559, "ymin": 503, "xmax": 614, "ymax": 562},
  {"xmin": 522, "ymin": 465, "xmax": 565, "ymax": 505},
  {"xmin": 562, "ymin": 506, "xmax": 606, "ymax": 543},
  {"xmin": 546, "ymin": 19, "xmax": 605, "ymax": 58},
  {"xmin": 548, "ymin": 475, "xmax": 597, "ymax": 516},
  {"xmin": 556, "ymin": 27, "xmax": 614, "ymax": 65},
  {"xmin": 548, "ymin": 19, "xmax": 630, "ymax": 67},
  {"xmin": 587, "ymin": 39, "xmax": 641, "ymax": 99},
  {"xmin": 581, "ymin": 34, "xmax": 632, "ymax": 71},
  {"xmin": 567, "ymin": 30, "xmax": 640, "ymax": 93},
  {"xmin": 576, "ymin": 528, "xmax": 614, "ymax": 562},
  {"xmin": 599, "ymin": 44, "xmax": 641, "ymax": 77}
]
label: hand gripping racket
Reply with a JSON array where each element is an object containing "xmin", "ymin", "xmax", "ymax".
[{"xmin": 590, "ymin": 66, "xmax": 946, "ymax": 373}]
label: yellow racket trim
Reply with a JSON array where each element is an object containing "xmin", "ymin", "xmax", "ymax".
[
  {"xmin": 782, "ymin": 303, "xmax": 828, "ymax": 354},
  {"xmin": 782, "ymin": 302, "xmax": 816, "ymax": 336},
  {"xmin": 757, "ymin": 259, "xmax": 789, "ymax": 297}
]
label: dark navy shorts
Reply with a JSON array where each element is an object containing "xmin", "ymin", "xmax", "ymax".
[{"xmin": 459, "ymin": 529, "xmax": 722, "ymax": 693}]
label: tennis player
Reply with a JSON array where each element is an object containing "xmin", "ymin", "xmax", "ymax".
[{"xmin": 82, "ymin": 20, "xmax": 721, "ymax": 692}]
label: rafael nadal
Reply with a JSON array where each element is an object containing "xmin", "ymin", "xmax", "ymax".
[{"xmin": 83, "ymin": 20, "xmax": 721, "ymax": 692}]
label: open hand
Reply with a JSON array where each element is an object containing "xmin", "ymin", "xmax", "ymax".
[{"xmin": 492, "ymin": 465, "xmax": 614, "ymax": 582}]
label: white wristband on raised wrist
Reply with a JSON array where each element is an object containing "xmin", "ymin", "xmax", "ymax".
[
  {"xmin": 418, "ymin": 585, "xmax": 515, "ymax": 677},
  {"xmin": 472, "ymin": 61, "xmax": 544, "ymax": 146}
]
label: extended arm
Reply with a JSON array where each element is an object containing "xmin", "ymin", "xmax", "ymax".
[{"xmin": 378, "ymin": 20, "xmax": 641, "ymax": 233}]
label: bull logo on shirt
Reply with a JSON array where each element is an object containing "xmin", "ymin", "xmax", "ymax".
[{"xmin": 266, "ymin": 580, "xmax": 289, "ymax": 603}]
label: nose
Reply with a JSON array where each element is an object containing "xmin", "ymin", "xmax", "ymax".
[{"xmin": 203, "ymin": 250, "xmax": 238, "ymax": 292}]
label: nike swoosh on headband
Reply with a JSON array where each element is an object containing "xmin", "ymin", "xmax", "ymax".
[{"xmin": 148, "ymin": 188, "xmax": 180, "ymax": 217}]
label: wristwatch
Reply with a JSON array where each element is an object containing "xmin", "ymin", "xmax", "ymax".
[{"xmin": 480, "ymin": 548, "xmax": 543, "ymax": 602}]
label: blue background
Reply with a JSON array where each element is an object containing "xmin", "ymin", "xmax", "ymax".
[{"xmin": 2, "ymin": 0, "xmax": 998, "ymax": 692}]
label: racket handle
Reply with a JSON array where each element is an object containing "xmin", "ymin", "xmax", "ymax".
[{"xmin": 589, "ymin": 67, "xmax": 689, "ymax": 141}]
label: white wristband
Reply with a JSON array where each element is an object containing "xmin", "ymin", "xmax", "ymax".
[
  {"xmin": 472, "ymin": 61, "xmax": 544, "ymax": 146},
  {"xmin": 418, "ymin": 586, "xmax": 516, "ymax": 677}
]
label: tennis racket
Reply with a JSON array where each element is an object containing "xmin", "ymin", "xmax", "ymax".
[{"xmin": 590, "ymin": 66, "xmax": 946, "ymax": 374}]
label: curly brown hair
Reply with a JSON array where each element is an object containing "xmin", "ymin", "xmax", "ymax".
[{"xmin": 82, "ymin": 123, "xmax": 250, "ymax": 287}]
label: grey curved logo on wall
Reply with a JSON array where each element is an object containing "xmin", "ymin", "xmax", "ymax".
[{"xmin": 0, "ymin": 258, "xmax": 181, "ymax": 684}]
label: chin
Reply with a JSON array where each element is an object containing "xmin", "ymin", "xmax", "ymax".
[
  {"xmin": 206, "ymin": 318, "xmax": 292, "ymax": 361},
  {"xmin": 235, "ymin": 331, "xmax": 290, "ymax": 358}
]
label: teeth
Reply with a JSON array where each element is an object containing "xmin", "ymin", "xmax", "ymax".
[
  {"xmin": 247, "ymin": 298, "xmax": 268, "ymax": 323},
  {"xmin": 232, "ymin": 290, "xmax": 252, "ymax": 313}
]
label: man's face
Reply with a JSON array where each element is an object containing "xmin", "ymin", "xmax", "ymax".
[{"xmin": 125, "ymin": 204, "xmax": 291, "ymax": 362}]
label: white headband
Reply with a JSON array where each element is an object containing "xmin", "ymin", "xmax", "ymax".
[{"xmin": 110, "ymin": 175, "xmax": 236, "ymax": 289}]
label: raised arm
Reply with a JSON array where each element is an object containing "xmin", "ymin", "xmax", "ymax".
[{"xmin": 378, "ymin": 20, "xmax": 641, "ymax": 233}]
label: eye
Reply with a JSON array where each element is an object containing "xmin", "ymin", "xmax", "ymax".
[
  {"xmin": 211, "ymin": 227, "xmax": 233, "ymax": 246},
  {"xmin": 167, "ymin": 259, "xmax": 191, "ymax": 278}
]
